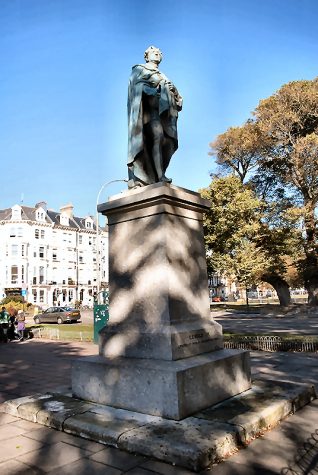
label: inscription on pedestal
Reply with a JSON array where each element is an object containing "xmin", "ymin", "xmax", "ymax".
[{"xmin": 174, "ymin": 329, "xmax": 220, "ymax": 351}]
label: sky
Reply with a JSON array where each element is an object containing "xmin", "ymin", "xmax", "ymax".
[{"xmin": 1, "ymin": 0, "xmax": 317, "ymax": 219}]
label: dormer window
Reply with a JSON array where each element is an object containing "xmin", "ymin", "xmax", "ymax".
[
  {"xmin": 60, "ymin": 213, "xmax": 69, "ymax": 226},
  {"xmin": 85, "ymin": 218, "xmax": 93, "ymax": 229},
  {"xmin": 11, "ymin": 205, "xmax": 21, "ymax": 220},
  {"xmin": 36, "ymin": 207, "xmax": 46, "ymax": 222}
]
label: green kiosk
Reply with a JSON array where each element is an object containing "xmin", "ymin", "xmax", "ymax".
[{"xmin": 93, "ymin": 290, "xmax": 109, "ymax": 343}]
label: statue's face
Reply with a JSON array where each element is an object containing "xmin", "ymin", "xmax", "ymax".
[{"xmin": 147, "ymin": 49, "xmax": 162, "ymax": 64}]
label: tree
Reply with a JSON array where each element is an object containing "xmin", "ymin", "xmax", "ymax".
[
  {"xmin": 209, "ymin": 120, "xmax": 266, "ymax": 183},
  {"xmin": 209, "ymin": 78, "xmax": 318, "ymax": 305},
  {"xmin": 201, "ymin": 176, "xmax": 301, "ymax": 306},
  {"xmin": 201, "ymin": 176, "xmax": 268, "ymax": 299},
  {"xmin": 254, "ymin": 80, "xmax": 318, "ymax": 304}
]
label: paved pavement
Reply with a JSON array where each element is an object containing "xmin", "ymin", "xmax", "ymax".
[
  {"xmin": 1, "ymin": 338, "xmax": 318, "ymax": 474},
  {"xmin": 214, "ymin": 311, "xmax": 318, "ymax": 336}
]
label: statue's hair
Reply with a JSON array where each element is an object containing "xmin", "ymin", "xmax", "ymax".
[{"xmin": 144, "ymin": 46, "xmax": 163, "ymax": 62}]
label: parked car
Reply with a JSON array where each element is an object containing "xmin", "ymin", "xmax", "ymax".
[
  {"xmin": 211, "ymin": 296, "xmax": 222, "ymax": 302},
  {"xmin": 33, "ymin": 306, "xmax": 81, "ymax": 324}
]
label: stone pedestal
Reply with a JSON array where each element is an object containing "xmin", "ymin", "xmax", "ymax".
[{"xmin": 72, "ymin": 183, "xmax": 251, "ymax": 419}]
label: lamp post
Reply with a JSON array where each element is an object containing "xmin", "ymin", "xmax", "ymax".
[{"xmin": 95, "ymin": 179, "xmax": 128, "ymax": 295}]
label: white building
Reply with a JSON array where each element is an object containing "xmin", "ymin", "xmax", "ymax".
[{"xmin": 0, "ymin": 202, "xmax": 109, "ymax": 308}]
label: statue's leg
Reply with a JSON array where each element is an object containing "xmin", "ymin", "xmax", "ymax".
[
  {"xmin": 149, "ymin": 120, "xmax": 171, "ymax": 183},
  {"xmin": 149, "ymin": 120, "xmax": 164, "ymax": 180},
  {"xmin": 161, "ymin": 136, "xmax": 175, "ymax": 181}
]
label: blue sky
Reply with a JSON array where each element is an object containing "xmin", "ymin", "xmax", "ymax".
[{"xmin": 1, "ymin": 0, "xmax": 317, "ymax": 219}]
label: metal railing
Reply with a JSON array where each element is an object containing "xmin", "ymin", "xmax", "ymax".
[
  {"xmin": 31, "ymin": 327, "xmax": 93, "ymax": 342},
  {"xmin": 224, "ymin": 335, "xmax": 318, "ymax": 352}
]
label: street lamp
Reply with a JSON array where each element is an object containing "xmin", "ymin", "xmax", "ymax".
[{"xmin": 96, "ymin": 179, "xmax": 128, "ymax": 295}]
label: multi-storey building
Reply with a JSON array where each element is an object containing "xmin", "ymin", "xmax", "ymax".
[{"xmin": 0, "ymin": 202, "xmax": 108, "ymax": 308}]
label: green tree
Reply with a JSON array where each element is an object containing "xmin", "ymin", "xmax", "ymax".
[{"xmin": 201, "ymin": 176, "xmax": 299, "ymax": 306}]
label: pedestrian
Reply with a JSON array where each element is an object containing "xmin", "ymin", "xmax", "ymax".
[
  {"xmin": 7, "ymin": 307, "xmax": 18, "ymax": 341},
  {"xmin": 16, "ymin": 309, "xmax": 26, "ymax": 341},
  {"xmin": 0, "ymin": 306, "xmax": 10, "ymax": 343}
]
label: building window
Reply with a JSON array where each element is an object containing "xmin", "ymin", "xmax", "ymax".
[
  {"xmin": 11, "ymin": 244, "xmax": 18, "ymax": 256},
  {"xmin": 36, "ymin": 210, "xmax": 45, "ymax": 222},
  {"xmin": 39, "ymin": 246, "xmax": 44, "ymax": 258},
  {"xmin": 22, "ymin": 245, "xmax": 25, "ymax": 257},
  {"xmin": 33, "ymin": 289, "xmax": 37, "ymax": 303},
  {"xmin": 39, "ymin": 266, "xmax": 44, "ymax": 284},
  {"xmin": 11, "ymin": 266, "xmax": 18, "ymax": 284},
  {"xmin": 35, "ymin": 229, "xmax": 39, "ymax": 239},
  {"xmin": 10, "ymin": 227, "xmax": 16, "ymax": 237},
  {"xmin": 39, "ymin": 290, "xmax": 44, "ymax": 303},
  {"xmin": 79, "ymin": 255, "xmax": 83, "ymax": 263},
  {"xmin": 17, "ymin": 227, "xmax": 23, "ymax": 237},
  {"xmin": 41, "ymin": 230, "xmax": 45, "ymax": 239},
  {"xmin": 79, "ymin": 235, "xmax": 83, "ymax": 244},
  {"xmin": 21, "ymin": 265, "xmax": 25, "ymax": 284},
  {"xmin": 89, "ymin": 237, "xmax": 92, "ymax": 245}
]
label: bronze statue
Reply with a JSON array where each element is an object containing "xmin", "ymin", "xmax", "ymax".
[{"xmin": 127, "ymin": 46, "xmax": 182, "ymax": 189}]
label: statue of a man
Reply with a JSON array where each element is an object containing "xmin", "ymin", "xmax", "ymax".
[{"xmin": 127, "ymin": 46, "xmax": 182, "ymax": 189}]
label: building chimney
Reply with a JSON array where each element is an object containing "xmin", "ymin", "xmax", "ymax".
[
  {"xmin": 35, "ymin": 201, "xmax": 47, "ymax": 211},
  {"xmin": 60, "ymin": 203, "xmax": 74, "ymax": 218}
]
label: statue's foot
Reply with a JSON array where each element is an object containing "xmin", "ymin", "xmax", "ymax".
[
  {"xmin": 160, "ymin": 175, "xmax": 172, "ymax": 184},
  {"xmin": 128, "ymin": 179, "xmax": 144, "ymax": 190}
]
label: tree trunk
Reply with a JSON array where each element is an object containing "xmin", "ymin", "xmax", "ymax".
[
  {"xmin": 304, "ymin": 268, "xmax": 318, "ymax": 305},
  {"xmin": 261, "ymin": 273, "xmax": 291, "ymax": 306},
  {"xmin": 303, "ymin": 200, "xmax": 318, "ymax": 306}
]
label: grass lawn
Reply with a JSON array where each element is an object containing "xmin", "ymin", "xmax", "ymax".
[{"xmin": 27, "ymin": 323, "xmax": 94, "ymax": 341}]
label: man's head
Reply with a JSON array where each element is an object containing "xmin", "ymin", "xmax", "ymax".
[{"xmin": 144, "ymin": 46, "xmax": 162, "ymax": 64}]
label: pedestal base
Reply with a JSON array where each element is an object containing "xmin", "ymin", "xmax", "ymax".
[{"xmin": 72, "ymin": 349, "xmax": 251, "ymax": 420}]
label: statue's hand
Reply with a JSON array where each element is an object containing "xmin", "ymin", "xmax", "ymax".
[{"xmin": 167, "ymin": 82, "xmax": 176, "ymax": 93}]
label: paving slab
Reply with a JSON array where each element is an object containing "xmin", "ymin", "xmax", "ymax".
[
  {"xmin": 17, "ymin": 441, "xmax": 92, "ymax": 472},
  {"xmin": 88, "ymin": 446, "xmax": 146, "ymax": 470},
  {"xmin": 0, "ymin": 435, "xmax": 45, "ymax": 463},
  {"xmin": 0, "ymin": 459, "xmax": 43, "ymax": 475},
  {"xmin": 140, "ymin": 459, "xmax": 197, "ymax": 475},
  {"xmin": 0, "ymin": 423, "xmax": 30, "ymax": 440},
  {"xmin": 47, "ymin": 458, "xmax": 122, "ymax": 475},
  {"xmin": 24, "ymin": 425, "xmax": 106, "ymax": 452}
]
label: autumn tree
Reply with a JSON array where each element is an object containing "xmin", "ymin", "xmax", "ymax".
[
  {"xmin": 209, "ymin": 77, "xmax": 318, "ymax": 305},
  {"xmin": 255, "ymin": 79, "xmax": 318, "ymax": 304}
]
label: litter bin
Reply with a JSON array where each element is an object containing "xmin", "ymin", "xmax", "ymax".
[{"xmin": 93, "ymin": 290, "xmax": 109, "ymax": 344}]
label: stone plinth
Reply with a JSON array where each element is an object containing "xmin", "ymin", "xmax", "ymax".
[
  {"xmin": 72, "ymin": 183, "xmax": 251, "ymax": 419},
  {"xmin": 73, "ymin": 349, "xmax": 251, "ymax": 420}
]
